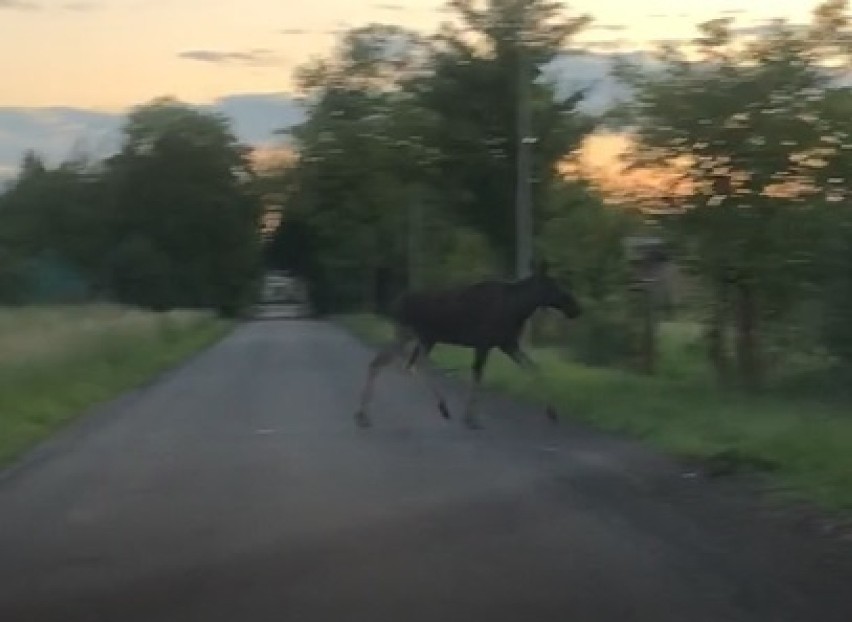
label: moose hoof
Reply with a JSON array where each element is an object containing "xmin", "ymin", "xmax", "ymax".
[
  {"xmin": 438, "ymin": 401, "xmax": 451, "ymax": 420},
  {"xmin": 354, "ymin": 410, "xmax": 371, "ymax": 429},
  {"xmin": 546, "ymin": 405, "xmax": 558, "ymax": 424}
]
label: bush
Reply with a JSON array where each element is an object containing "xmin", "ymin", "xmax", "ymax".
[
  {"xmin": 106, "ymin": 235, "xmax": 175, "ymax": 311},
  {"xmin": 0, "ymin": 248, "xmax": 26, "ymax": 304},
  {"xmin": 538, "ymin": 184, "xmax": 638, "ymax": 365},
  {"xmin": 562, "ymin": 301, "xmax": 635, "ymax": 366},
  {"xmin": 0, "ymin": 305, "xmax": 229, "ymax": 465},
  {"xmin": 821, "ymin": 221, "xmax": 852, "ymax": 365}
]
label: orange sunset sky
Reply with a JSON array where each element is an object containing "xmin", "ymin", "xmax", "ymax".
[{"xmin": 0, "ymin": 1, "xmax": 819, "ymax": 183}]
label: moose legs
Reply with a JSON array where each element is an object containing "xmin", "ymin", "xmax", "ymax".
[
  {"xmin": 405, "ymin": 342, "xmax": 451, "ymax": 419},
  {"xmin": 354, "ymin": 334, "xmax": 450, "ymax": 427},
  {"xmin": 462, "ymin": 347, "xmax": 489, "ymax": 430},
  {"xmin": 354, "ymin": 339, "xmax": 405, "ymax": 428},
  {"xmin": 501, "ymin": 345, "xmax": 558, "ymax": 423}
]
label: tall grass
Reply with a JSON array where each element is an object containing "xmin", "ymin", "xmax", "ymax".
[
  {"xmin": 0, "ymin": 305, "xmax": 230, "ymax": 466},
  {"xmin": 338, "ymin": 313, "xmax": 852, "ymax": 512}
]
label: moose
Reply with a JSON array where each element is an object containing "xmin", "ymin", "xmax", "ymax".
[{"xmin": 354, "ymin": 261, "xmax": 582, "ymax": 429}]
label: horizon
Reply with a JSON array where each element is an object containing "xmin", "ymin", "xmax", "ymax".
[{"xmin": 0, "ymin": 1, "xmax": 821, "ymax": 181}]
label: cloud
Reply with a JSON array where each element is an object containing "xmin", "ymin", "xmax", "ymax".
[
  {"xmin": 649, "ymin": 37, "xmax": 693, "ymax": 46},
  {"xmin": 0, "ymin": 0, "xmax": 39, "ymax": 10},
  {"xmin": 730, "ymin": 22, "xmax": 809, "ymax": 37},
  {"xmin": 0, "ymin": 94, "xmax": 305, "ymax": 181},
  {"xmin": 205, "ymin": 93, "xmax": 304, "ymax": 145},
  {"xmin": 178, "ymin": 48, "xmax": 286, "ymax": 68},
  {"xmin": 0, "ymin": 53, "xmax": 634, "ymax": 181},
  {"xmin": 279, "ymin": 28, "xmax": 307, "ymax": 35},
  {"xmin": 373, "ymin": 2, "xmax": 403, "ymax": 10},
  {"xmin": 730, "ymin": 24, "xmax": 774, "ymax": 36},
  {"xmin": 543, "ymin": 50, "xmax": 650, "ymax": 114},
  {"xmin": 62, "ymin": 2, "xmax": 100, "ymax": 11},
  {"xmin": 0, "ymin": 49, "xmax": 660, "ymax": 181},
  {"xmin": 0, "ymin": 107, "xmax": 121, "ymax": 180},
  {"xmin": 587, "ymin": 24, "xmax": 627, "ymax": 33},
  {"xmin": 0, "ymin": 0, "xmax": 101, "ymax": 10},
  {"xmin": 573, "ymin": 38, "xmax": 633, "ymax": 52}
]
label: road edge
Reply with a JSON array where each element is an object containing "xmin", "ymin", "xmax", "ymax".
[{"xmin": 0, "ymin": 321, "xmax": 238, "ymax": 486}]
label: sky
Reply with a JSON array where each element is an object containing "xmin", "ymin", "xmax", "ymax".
[{"xmin": 0, "ymin": 0, "xmax": 821, "ymax": 177}]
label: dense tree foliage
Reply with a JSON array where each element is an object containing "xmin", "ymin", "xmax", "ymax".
[
  {"xmin": 5, "ymin": 0, "xmax": 852, "ymax": 390},
  {"xmin": 268, "ymin": 0, "xmax": 596, "ymax": 311},
  {"xmin": 611, "ymin": 0, "xmax": 852, "ymax": 386},
  {"xmin": 0, "ymin": 99, "xmax": 262, "ymax": 316}
]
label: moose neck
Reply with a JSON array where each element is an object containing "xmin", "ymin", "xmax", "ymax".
[{"xmin": 507, "ymin": 277, "xmax": 544, "ymax": 331}]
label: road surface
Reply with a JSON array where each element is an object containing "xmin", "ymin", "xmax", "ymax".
[{"xmin": 1, "ymin": 320, "xmax": 851, "ymax": 621}]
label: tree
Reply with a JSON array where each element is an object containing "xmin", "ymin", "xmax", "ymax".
[
  {"xmin": 415, "ymin": 0, "xmax": 594, "ymax": 273},
  {"xmin": 0, "ymin": 152, "xmax": 110, "ymax": 301},
  {"xmin": 273, "ymin": 25, "xmax": 439, "ymax": 312},
  {"xmin": 812, "ymin": 87, "xmax": 852, "ymax": 364},
  {"xmin": 273, "ymin": 5, "xmax": 597, "ymax": 312},
  {"xmin": 538, "ymin": 180, "xmax": 638, "ymax": 365},
  {"xmin": 103, "ymin": 97, "xmax": 262, "ymax": 315},
  {"xmin": 611, "ymin": 1, "xmax": 852, "ymax": 389}
]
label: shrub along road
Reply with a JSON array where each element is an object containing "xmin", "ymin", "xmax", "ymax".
[{"xmin": 0, "ymin": 320, "xmax": 851, "ymax": 621}]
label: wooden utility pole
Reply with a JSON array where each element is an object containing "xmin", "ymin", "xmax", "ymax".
[{"xmin": 515, "ymin": 41, "xmax": 534, "ymax": 281}]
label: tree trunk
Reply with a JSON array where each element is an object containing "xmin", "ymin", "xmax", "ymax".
[
  {"xmin": 707, "ymin": 277, "xmax": 731, "ymax": 386},
  {"xmin": 734, "ymin": 279, "xmax": 762, "ymax": 392},
  {"xmin": 640, "ymin": 285, "xmax": 657, "ymax": 374},
  {"xmin": 628, "ymin": 279, "xmax": 657, "ymax": 374},
  {"xmin": 629, "ymin": 254, "xmax": 660, "ymax": 374}
]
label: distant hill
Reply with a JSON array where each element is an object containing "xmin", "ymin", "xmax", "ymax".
[
  {"xmin": 0, "ymin": 51, "xmax": 631, "ymax": 182},
  {"xmin": 0, "ymin": 93, "xmax": 306, "ymax": 182}
]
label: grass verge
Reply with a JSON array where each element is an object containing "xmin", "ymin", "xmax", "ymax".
[
  {"xmin": 338, "ymin": 313, "xmax": 852, "ymax": 513},
  {"xmin": 0, "ymin": 305, "xmax": 230, "ymax": 467}
]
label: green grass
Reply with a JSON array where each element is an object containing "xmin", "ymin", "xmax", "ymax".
[
  {"xmin": 338, "ymin": 313, "xmax": 852, "ymax": 513},
  {"xmin": 0, "ymin": 305, "xmax": 231, "ymax": 466}
]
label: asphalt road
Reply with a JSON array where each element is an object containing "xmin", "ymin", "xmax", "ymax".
[{"xmin": 1, "ymin": 320, "xmax": 851, "ymax": 622}]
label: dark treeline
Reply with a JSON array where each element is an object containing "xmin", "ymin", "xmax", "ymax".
[{"xmin": 0, "ymin": 98, "xmax": 263, "ymax": 317}]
